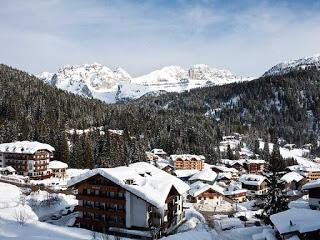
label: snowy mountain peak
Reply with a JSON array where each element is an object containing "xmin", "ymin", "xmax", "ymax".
[
  {"xmin": 188, "ymin": 64, "xmax": 235, "ymax": 80},
  {"xmin": 38, "ymin": 63, "xmax": 253, "ymax": 103},
  {"xmin": 263, "ymin": 54, "xmax": 320, "ymax": 77}
]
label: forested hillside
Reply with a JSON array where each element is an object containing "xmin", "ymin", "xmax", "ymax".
[
  {"xmin": 136, "ymin": 70, "xmax": 320, "ymax": 152},
  {"xmin": 0, "ymin": 64, "xmax": 222, "ymax": 168},
  {"xmin": 1, "ymin": 64, "xmax": 320, "ymax": 169}
]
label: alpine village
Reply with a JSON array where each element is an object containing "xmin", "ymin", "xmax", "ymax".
[{"xmin": 1, "ymin": 1, "xmax": 320, "ymax": 240}]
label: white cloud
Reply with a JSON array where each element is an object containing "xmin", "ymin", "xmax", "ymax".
[{"xmin": 0, "ymin": 0, "xmax": 319, "ymax": 77}]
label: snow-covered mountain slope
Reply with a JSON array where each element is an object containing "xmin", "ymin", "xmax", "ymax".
[
  {"xmin": 38, "ymin": 63, "xmax": 253, "ymax": 103},
  {"xmin": 263, "ymin": 54, "xmax": 320, "ymax": 77}
]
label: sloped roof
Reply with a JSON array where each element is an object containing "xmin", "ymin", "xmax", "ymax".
[
  {"xmin": 174, "ymin": 169, "xmax": 199, "ymax": 178},
  {"xmin": 302, "ymin": 179, "xmax": 320, "ymax": 190},
  {"xmin": 270, "ymin": 208, "xmax": 320, "ymax": 234},
  {"xmin": 239, "ymin": 174, "xmax": 268, "ymax": 186},
  {"xmin": 170, "ymin": 154, "xmax": 205, "ymax": 162},
  {"xmin": 189, "ymin": 181, "xmax": 224, "ymax": 197},
  {"xmin": 0, "ymin": 166, "xmax": 16, "ymax": 172},
  {"xmin": 0, "ymin": 141, "xmax": 54, "ymax": 154},
  {"xmin": 48, "ymin": 160, "xmax": 68, "ymax": 169},
  {"xmin": 189, "ymin": 169, "xmax": 217, "ymax": 182},
  {"xmin": 211, "ymin": 165, "xmax": 239, "ymax": 173},
  {"xmin": 280, "ymin": 172, "xmax": 304, "ymax": 183},
  {"xmin": 67, "ymin": 162, "xmax": 189, "ymax": 211},
  {"xmin": 151, "ymin": 149, "xmax": 167, "ymax": 155}
]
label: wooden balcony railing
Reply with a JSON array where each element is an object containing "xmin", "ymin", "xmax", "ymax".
[
  {"xmin": 76, "ymin": 194, "xmax": 125, "ymax": 204},
  {"xmin": 74, "ymin": 205, "xmax": 126, "ymax": 217}
]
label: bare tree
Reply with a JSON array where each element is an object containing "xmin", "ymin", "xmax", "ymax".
[{"xmin": 14, "ymin": 208, "xmax": 29, "ymax": 225}]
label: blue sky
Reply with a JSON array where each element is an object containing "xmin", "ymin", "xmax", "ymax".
[{"xmin": 1, "ymin": 0, "xmax": 320, "ymax": 77}]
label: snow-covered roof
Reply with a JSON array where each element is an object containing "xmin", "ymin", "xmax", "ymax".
[
  {"xmin": 218, "ymin": 217, "xmax": 244, "ymax": 230},
  {"xmin": 280, "ymin": 172, "xmax": 304, "ymax": 183},
  {"xmin": 189, "ymin": 169, "xmax": 217, "ymax": 182},
  {"xmin": 222, "ymin": 159, "xmax": 245, "ymax": 166},
  {"xmin": 270, "ymin": 208, "xmax": 320, "ymax": 235},
  {"xmin": 239, "ymin": 174, "xmax": 268, "ymax": 186},
  {"xmin": 0, "ymin": 141, "xmax": 55, "ymax": 154},
  {"xmin": 189, "ymin": 181, "xmax": 224, "ymax": 197},
  {"xmin": 217, "ymin": 172, "xmax": 232, "ymax": 180},
  {"xmin": 302, "ymin": 179, "xmax": 320, "ymax": 190},
  {"xmin": 67, "ymin": 162, "xmax": 189, "ymax": 211},
  {"xmin": 245, "ymin": 159, "xmax": 265, "ymax": 164},
  {"xmin": 224, "ymin": 188, "xmax": 247, "ymax": 196},
  {"xmin": 211, "ymin": 165, "xmax": 239, "ymax": 173},
  {"xmin": 151, "ymin": 149, "xmax": 167, "ymax": 155},
  {"xmin": 156, "ymin": 161, "xmax": 173, "ymax": 170},
  {"xmin": 252, "ymin": 228, "xmax": 276, "ymax": 240},
  {"xmin": 170, "ymin": 154, "xmax": 205, "ymax": 162},
  {"xmin": 48, "ymin": 160, "xmax": 68, "ymax": 170},
  {"xmin": 108, "ymin": 129, "xmax": 124, "ymax": 135},
  {"xmin": 174, "ymin": 169, "xmax": 199, "ymax": 178},
  {"xmin": 0, "ymin": 166, "xmax": 16, "ymax": 172},
  {"xmin": 224, "ymin": 182, "xmax": 247, "ymax": 196}
]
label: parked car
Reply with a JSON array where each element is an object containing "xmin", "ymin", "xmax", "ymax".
[{"xmin": 51, "ymin": 214, "xmax": 61, "ymax": 220}]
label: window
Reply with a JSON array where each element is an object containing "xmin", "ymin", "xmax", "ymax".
[
  {"xmin": 109, "ymin": 192, "xmax": 115, "ymax": 198},
  {"xmin": 118, "ymin": 192, "xmax": 124, "ymax": 198}
]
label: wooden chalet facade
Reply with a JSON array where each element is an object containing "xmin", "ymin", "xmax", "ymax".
[
  {"xmin": 68, "ymin": 163, "xmax": 189, "ymax": 239},
  {"xmin": 189, "ymin": 188, "xmax": 223, "ymax": 205},
  {"xmin": 74, "ymin": 174, "xmax": 127, "ymax": 232},
  {"xmin": 244, "ymin": 160, "xmax": 265, "ymax": 174},
  {"xmin": 170, "ymin": 155, "xmax": 205, "ymax": 170},
  {"xmin": 224, "ymin": 190, "xmax": 247, "ymax": 203},
  {"xmin": 188, "ymin": 182, "xmax": 224, "ymax": 206}
]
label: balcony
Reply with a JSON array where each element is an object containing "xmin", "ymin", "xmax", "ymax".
[
  {"xmin": 74, "ymin": 205, "xmax": 126, "ymax": 217},
  {"xmin": 34, "ymin": 162, "xmax": 48, "ymax": 167},
  {"xmin": 80, "ymin": 183, "xmax": 121, "ymax": 192},
  {"xmin": 76, "ymin": 194, "xmax": 125, "ymax": 204},
  {"xmin": 76, "ymin": 217, "xmax": 125, "ymax": 228}
]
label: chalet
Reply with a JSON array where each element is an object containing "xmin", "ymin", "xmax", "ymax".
[
  {"xmin": 170, "ymin": 154, "xmax": 205, "ymax": 170},
  {"xmin": 280, "ymin": 172, "xmax": 305, "ymax": 193},
  {"xmin": 301, "ymin": 167, "xmax": 320, "ymax": 182},
  {"xmin": 48, "ymin": 160, "xmax": 68, "ymax": 178},
  {"xmin": 0, "ymin": 141, "xmax": 54, "ymax": 179},
  {"xmin": 210, "ymin": 165, "xmax": 239, "ymax": 178},
  {"xmin": 302, "ymin": 179, "xmax": 320, "ymax": 210},
  {"xmin": 188, "ymin": 181, "xmax": 224, "ymax": 206},
  {"xmin": 67, "ymin": 162, "xmax": 189, "ymax": 239},
  {"xmin": 216, "ymin": 172, "xmax": 232, "ymax": 185},
  {"xmin": 174, "ymin": 169, "xmax": 199, "ymax": 182},
  {"xmin": 270, "ymin": 208, "xmax": 320, "ymax": 239},
  {"xmin": 243, "ymin": 159, "xmax": 265, "ymax": 174},
  {"xmin": 239, "ymin": 174, "xmax": 269, "ymax": 195},
  {"xmin": 157, "ymin": 163, "xmax": 174, "ymax": 175},
  {"xmin": 150, "ymin": 149, "xmax": 168, "ymax": 160},
  {"xmin": 224, "ymin": 188, "xmax": 247, "ymax": 203},
  {"xmin": 188, "ymin": 169, "xmax": 217, "ymax": 185},
  {"xmin": 0, "ymin": 166, "xmax": 16, "ymax": 176},
  {"xmin": 222, "ymin": 159, "xmax": 244, "ymax": 172}
]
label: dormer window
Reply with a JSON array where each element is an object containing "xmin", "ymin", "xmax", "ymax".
[{"xmin": 125, "ymin": 179, "xmax": 134, "ymax": 185}]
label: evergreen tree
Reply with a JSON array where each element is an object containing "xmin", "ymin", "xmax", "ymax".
[{"xmin": 226, "ymin": 144, "xmax": 234, "ymax": 160}]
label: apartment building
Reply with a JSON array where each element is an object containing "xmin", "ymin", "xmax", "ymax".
[
  {"xmin": 0, "ymin": 141, "xmax": 54, "ymax": 179},
  {"xmin": 67, "ymin": 162, "xmax": 189, "ymax": 239},
  {"xmin": 170, "ymin": 154, "xmax": 205, "ymax": 170}
]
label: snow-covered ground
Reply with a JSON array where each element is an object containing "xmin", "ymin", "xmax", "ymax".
[
  {"xmin": 30, "ymin": 168, "xmax": 89, "ymax": 190},
  {"xmin": 259, "ymin": 141, "xmax": 320, "ymax": 168},
  {"xmin": 0, "ymin": 181, "xmax": 276, "ymax": 240},
  {"xmin": 0, "ymin": 182, "xmax": 93, "ymax": 240}
]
